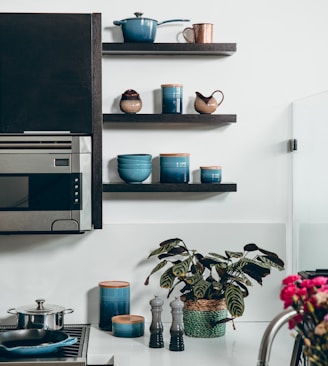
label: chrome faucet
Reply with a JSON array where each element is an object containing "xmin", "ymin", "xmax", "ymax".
[{"xmin": 257, "ymin": 307, "xmax": 297, "ymax": 366}]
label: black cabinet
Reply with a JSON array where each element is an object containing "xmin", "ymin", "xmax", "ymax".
[
  {"xmin": 0, "ymin": 13, "xmax": 102, "ymax": 134},
  {"xmin": 0, "ymin": 13, "xmax": 103, "ymax": 229}
]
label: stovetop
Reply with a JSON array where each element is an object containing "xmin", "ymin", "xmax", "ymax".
[
  {"xmin": 298, "ymin": 269, "xmax": 328, "ymax": 279},
  {"xmin": 0, "ymin": 324, "xmax": 90, "ymax": 366}
]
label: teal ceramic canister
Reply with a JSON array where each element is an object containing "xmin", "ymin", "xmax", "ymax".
[
  {"xmin": 98, "ymin": 281, "xmax": 130, "ymax": 331},
  {"xmin": 200, "ymin": 166, "xmax": 222, "ymax": 183},
  {"xmin": 112, "ymin": 315, "xmax": 145, "ymax": 338},
  {"xmin": 161, "ymin": 84, "xmax": 183, "ymax": 114},
  {"xmin": 160, "ymin": 153, "xmax": 190, "ymax": 183}
]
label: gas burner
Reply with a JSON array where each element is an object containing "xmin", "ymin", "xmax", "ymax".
[
  {"xmin": 298, "ymin": 269, "xmax": 328, "ymax": 279},
  {"xmin": 0, "ymin": 324, "xmax": 89, "ymax": 366}
]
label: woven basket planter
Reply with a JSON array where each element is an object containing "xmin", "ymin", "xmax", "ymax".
[{"xmin": 183, "ymin": 299, "xmax": 227, "ymax": 338}]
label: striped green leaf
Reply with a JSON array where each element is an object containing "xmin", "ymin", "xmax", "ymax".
[
  {"xmin": 160, "ymin": 267, "xmax": 176, "ymax": 289},
  {"xmin": 193, "ymin": 279, "xmax": 211, "ymax": 299},
  {"xmin": 148, "ymin": 238, "xmax": 183, "ymax": 258},
  {"xmin": 172, "ymin": 256, "xmax": 192, "ymax": 277},
  {"xmin": 225, "ymin": 284, "xmax": 245, "ymax": 318}
]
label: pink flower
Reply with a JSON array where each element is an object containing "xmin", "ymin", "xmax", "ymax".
[
  {"xmin": 280, "ymin": 275, "xmax": 328, "ymax": 364},
  {"xmin": 282, "ymin": 275, "xmax": 301, "ymax": 285},
  {"xmin": 310, "ymin": 276, "xmax": 328, "ymax": 287}
]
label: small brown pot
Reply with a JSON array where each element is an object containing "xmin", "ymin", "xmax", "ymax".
[{"xmin": 7, "ymin": 299, "xmax": 74, "ymax": 330}]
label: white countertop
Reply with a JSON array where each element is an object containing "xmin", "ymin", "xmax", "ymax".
[{"xmin": 87, "ymin": 322, "xmax": 295, "ymax": 366}]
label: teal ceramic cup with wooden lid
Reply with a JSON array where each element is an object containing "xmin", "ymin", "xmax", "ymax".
[
  {"xmin": 200, "ymin": 166, "xmax": 222, "ymax": 183},
  {"xmin": 98, "ymin": 281, "xmax": 130, "ymax": 331},
  {"xmin": 112, "ymin": 315, "xmax": 145, "ymax": 337}
]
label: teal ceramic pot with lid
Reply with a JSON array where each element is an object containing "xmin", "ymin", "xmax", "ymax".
[{"xmin": 113, "ymin": 13, "xmax": 189, "ymax": 43}]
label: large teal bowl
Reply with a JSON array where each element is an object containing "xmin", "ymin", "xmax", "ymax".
[{"xmin": 118, "ymin": 167, "xmax": 151, "ymax": 183}]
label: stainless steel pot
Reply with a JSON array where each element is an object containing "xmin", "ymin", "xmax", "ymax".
[
  {"xmin": 7, "ymin": 299, "xmax": 74, "ymax": 330},
  {"xmin": 113, "ymin": 12, "xmax": 189, "ymax": 43}
]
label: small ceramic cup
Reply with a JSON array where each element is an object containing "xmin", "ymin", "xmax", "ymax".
[{"xmin": 200, "ymin": 166, "xmax": 222, "ymax": 183}]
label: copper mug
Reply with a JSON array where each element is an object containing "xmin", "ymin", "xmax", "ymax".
[{"xmin": 182, "ymin": 23, "xmax": 213, "ymax": 43}]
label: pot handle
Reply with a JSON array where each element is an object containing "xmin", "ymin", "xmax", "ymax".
[
  {"xmin": 64, "ymin": 308, "xmax": 74, "ymax": 315},
  {"xmin": 113, "ymin": 20, "xmax": 126, "ymax": 26},
  {"xmin": 60, "ymin": 337, "xmax": 78, "ymax": 347},
  {"xmin": 157, "ymin": 19, "xmax": 190, "ymax": 26},
  {"xmin": 7, "ymin": 308, "xmax": 17, "ymax": 315}
]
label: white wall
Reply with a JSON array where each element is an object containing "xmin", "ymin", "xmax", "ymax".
[{"xmin": 1, "ymin": 0, "xmax": 328, "ymax": 324}]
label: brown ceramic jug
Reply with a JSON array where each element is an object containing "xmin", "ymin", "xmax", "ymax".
[
  {"xmin": 120, "ymin": 89, "xmax": 142, "ymax": 114},
  {"xmin": 194, "ymin": 90, "xmax": 224, "ymax": 114}
]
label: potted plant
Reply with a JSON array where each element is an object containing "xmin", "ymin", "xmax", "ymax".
[{"xmin": 145, "ymin": 238, "xmax": 285, "ymax": 337}]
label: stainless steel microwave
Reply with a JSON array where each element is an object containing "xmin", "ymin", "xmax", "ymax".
[{"xmin": 0, "ymin": 134, "xmax": 92, "ymax": 233}]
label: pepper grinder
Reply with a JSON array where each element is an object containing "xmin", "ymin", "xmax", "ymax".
[
  {"xmin": 149, "ymin": 295, "xmax": 164, "ymax": 348},
  {"xmin": 169, "ymin": 297, "xmax": 184, "ymax": 351}
]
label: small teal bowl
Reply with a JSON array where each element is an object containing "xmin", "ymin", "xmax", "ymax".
[
  {"xmin": 118, "ymin": 162, "xmax": 152, "ymax": 169},
  {"xmin": 118, "ymin": 167, "xmax": 151, "ymax": 183},
  {"xmin": 118, "ymin": 157, "xmax": 152, "ymax": 164},
  {"xmin": 117, "ymin": 154, "xmax": 152, "ymax": 161},
  {"xmin": 200, "ymin": 166, "xmax": 222, "ymax": 183},
  {"xmin": 112, "ymin": 315, "xmax": 145, "ymax": 338}
]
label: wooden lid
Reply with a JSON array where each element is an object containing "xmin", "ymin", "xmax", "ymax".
[
  {"xmin": 98, "ymin": 281, "xmax": 130, "ymax": 288},
  {"xmin": 161, "ymin": 83, "xmax": 183, "ymax": 87},
  {"xmin": 112, "ymin": 315, "xmax": 144, "ymax": 324},
  {"xmin": 200, "ymin": 166, "xmax": 222, "ymax": 170},
  {"xmin": 160, "ymin": 153, "xmax": 190, "ymax": 157}
]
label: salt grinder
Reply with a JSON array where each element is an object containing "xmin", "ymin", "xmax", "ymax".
[
  {"xmin": 149, "ymin": 295, "xmax": 164, "ymax": 348},
  {"xmin": 169, "ymin": 297, "xmax": 184, "ymax": 351}
]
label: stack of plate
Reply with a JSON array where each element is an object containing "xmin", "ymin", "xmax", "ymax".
[
  {"xmin": 160, "ymin": 153, "xmax": 190, "ymax": 183},
  {"xmin": 117, "ymin": 154, "xmax": 152, "ymax": 184}
]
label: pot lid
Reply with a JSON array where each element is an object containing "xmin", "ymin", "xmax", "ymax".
[
  {"xmin": 15, "ymin": 299, "xmax": 66, "ymax": 315},
  {"xmin": 120, "ymin": 12, "xmax": 157, "ymax": 22}
]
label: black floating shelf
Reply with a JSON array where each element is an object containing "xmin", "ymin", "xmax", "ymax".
[
  {"xmin": 103, "ymin": 183, "xmax": 237, "ymax": 193},
  {"xmin": 103, "ymin": 113, "xmax": 236, "ymax": 124},
  {"xmin": 102, "ymin": 43, "xmax": 236, "ymax": 56}
]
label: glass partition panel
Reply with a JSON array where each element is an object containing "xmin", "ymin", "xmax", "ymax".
[{"xmin": 293, "ymin": 91, "xmax": 328, "ymax": 271}]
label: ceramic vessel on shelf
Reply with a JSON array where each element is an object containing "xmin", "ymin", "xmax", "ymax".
[
  {"xmin": 159, "ymin": 153, "xmax": 190, "ymax": 183},
  {"xmin": 194, "ymin": 90, "xmax": 224, "ymax": 114},
  {"xmin": 119, "ymin": 89, "xmax": 142, "ymax": 114},
  {"xmin": 200, "ymin": 166, "xmax": 222, "ymax": 183}
]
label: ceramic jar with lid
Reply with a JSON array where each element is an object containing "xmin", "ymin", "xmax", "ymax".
[
  {"xmin": 98, "ymin": 281, "xmax": 130, "ymax": 331},
  {"xmin": 119, "ymin": 89, "xmax": 142, "ymax": 114},
  {"xmin": 161, "ymin": 84, "xmax": 183, "ymax": 114}
]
